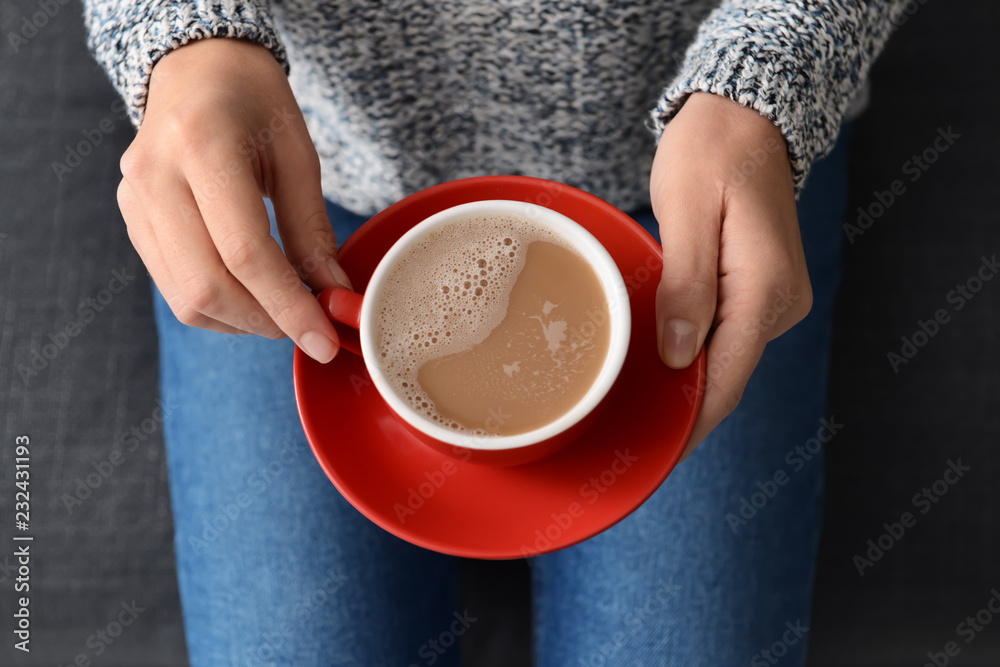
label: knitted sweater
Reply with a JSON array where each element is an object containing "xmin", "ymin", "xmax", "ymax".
[{"xmin": 83, "ymin": 1, "xmax": 910, "ymax": 216}]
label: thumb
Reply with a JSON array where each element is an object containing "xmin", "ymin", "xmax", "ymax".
[
  {"xmin": 653, "ymin": 183, "xmax": 720, "ymax": 369},
  {"xmin": 271, "ymin": 131, "xmax": 354, "ymax": 293}
]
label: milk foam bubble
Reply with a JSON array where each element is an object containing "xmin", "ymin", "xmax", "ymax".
[{"xmin": 372, "ymin": 214, "xmax": 575, "ymax": 433}]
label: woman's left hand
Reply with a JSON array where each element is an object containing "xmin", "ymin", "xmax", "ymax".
[{"xmin": 650, "ymin": 92, "xmax": 814, "ymax": 460}]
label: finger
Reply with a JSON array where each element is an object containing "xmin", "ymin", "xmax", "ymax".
[
  {"xmin": 117, "ymin": 179, "xmax": 249, "ymax": 336},
  {"xmin": 678, "ymin": 308, "xmax": 767, "ymax": 462},
  {"xmin": 269, "ymin": 117, "xmax": 353, "ymax": 292},
  {"xmin": 652, "ymin": 173, "xmax": 722, "ymax": 369},
  {"xmin": 186, "ymin": 147, "xmax": 341, "ymax": 364},
  {"xmin": 678, "ymin": 242, "xmax": 811, "ymax": 461},
  {"xmin": 128, "ymin": 171, "xmax": 285, "ymax": 338},
  {"xmin": 678, "ymin": 279, "xmax": 808, "ymax": 462}
]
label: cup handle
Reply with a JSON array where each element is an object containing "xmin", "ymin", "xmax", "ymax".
[{"xmin": 318, "ymin": 287, "xmax": 364, "ymax": 356}]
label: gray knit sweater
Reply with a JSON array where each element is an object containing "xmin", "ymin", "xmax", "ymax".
[{"xmin": 84, "ymin": 0, "xmax": 910, "ymax": 216}]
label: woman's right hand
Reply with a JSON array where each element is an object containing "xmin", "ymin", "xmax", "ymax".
[{"xmin": 116, "ymin": 38, "xmax": 351, "ymax": 363}]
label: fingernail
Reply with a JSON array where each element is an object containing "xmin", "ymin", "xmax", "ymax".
[
  {"xmin": 328, "ymin": 258, "xmax": 354, "ymax": 291},
  {"xmin": 659, "ymin": 318, "xmax": 698, "ymax": 368},
  {"xmin": 300, "ymin": 331, "xmax": 338, "ymax": 364}
]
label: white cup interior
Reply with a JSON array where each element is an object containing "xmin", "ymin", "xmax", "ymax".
[{"xmin": 359, "ymin": 200, "xmax": 630, "ymax": 451}]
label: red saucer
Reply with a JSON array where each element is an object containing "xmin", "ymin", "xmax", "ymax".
[{"xmin": 293, "ymin": 176, "xmax": 705, "ymax": 559}]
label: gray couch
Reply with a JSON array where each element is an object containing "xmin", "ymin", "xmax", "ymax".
[{"xmin": 1, "ymin": 1, "xmax": 997, "ymax": 665}]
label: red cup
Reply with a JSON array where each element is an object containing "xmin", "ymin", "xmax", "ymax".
[{"xmin": 319, "ymin": 199, "xmax": 631, "ymax": 466}]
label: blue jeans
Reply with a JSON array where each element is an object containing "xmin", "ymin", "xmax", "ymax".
[{"xmin": 153, "ymin": 132, "xmax": 848, "ymax": 666}]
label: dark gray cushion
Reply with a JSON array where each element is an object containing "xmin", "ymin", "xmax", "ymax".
[{"xmin": 0, "ymin": 4, "xmax": 185, "ymax": 666}]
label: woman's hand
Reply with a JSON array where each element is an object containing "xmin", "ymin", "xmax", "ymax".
[
  {"xmin": 651, "ymin": 92, "xmax": 813, "ymax": 460},
  {"xmin": 117, "ymin": 38, "xmax": 351, "ymax": 363}
]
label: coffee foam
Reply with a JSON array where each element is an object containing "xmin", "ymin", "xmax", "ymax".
[{"xmin": 372, "ymin": 214, "xmax": 572, "ymax": 433}]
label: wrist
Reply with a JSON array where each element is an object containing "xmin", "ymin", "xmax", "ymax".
[
  {"xmin": 681, "ymin": 93, "xmax": 786, "ymax": 151},
  {"xmin": 151, "ymin": 37, "xmax": 281, "ymax": 92},
  {"xmin": 673, "ymin": 93, "xmax": 793, "ymax": 192}
]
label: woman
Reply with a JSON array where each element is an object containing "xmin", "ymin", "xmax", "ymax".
[{"xmin": 84, "ymin": 1, "xmax": 908, "ymax": 664}]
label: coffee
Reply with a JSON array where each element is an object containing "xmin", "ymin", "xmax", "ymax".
[{"xmin": 373, "ymin": 213, "xmax": 612, "ymax": 436}]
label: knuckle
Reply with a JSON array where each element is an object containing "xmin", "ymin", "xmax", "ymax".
[
  {"xmin": 260, "ymin": 286, "xmax": 298, "ymax": 324},
  {"xmin": 240, "ymin": 307, "xmax": 280, "ymax": 337},
  {"xmin": 770, "ymin": 271, "xmax": 812, "ymax": 321},
  {"xmin": 280, "ymin": 262, "xmax": 307, "ymax": 288},
  {"xmin": 218, "ymin": 233, "xmax": 264, "ymax": 275},
  {"xmin": 297, "ymin": 143, "xmax": 322, "ymax": 175},
  {"xmin": 116, "ymin": 180, "xmax": 135, "ymax": 217},
  {"xmin": 178, "ymin": 273, "xmax": 221, "ymax": 313},
  {"xmin": 165, "ymin": 105, "xmax": 212, "ymax": 146},
  {"xmin": 172, "ymin": 302, "xmax": 209, "ymax": 329},
  {"xmin": 301, "ymin": 221, "xmax": 337, "ymax": 261},
  {"xmin": 659, "ymin": 275, "xmax": 715, "ymax": 300},
  {"xmin": 706, "ymin": 378, "xmax": 745, "ymax": 419},
  {"xmin": 166, "ymin": 108, "xmax": 245, "ymax": 166},
  {"xmin": 660, "ymin": 273, "xmax": 714, "ymax": 291},
  {"xmin": 115, "ymin": 180, "xmax": 128, "ymax": 207},
  {"xmin": 723, "ymin": 387, "xmax": 745, "ymax": 415},
  {"xmin": 119, "ymin": 144, "xmax": 150, "ymax": 181},
  {"xmin": 124, "ymin": 222, "xmax": 141, "ymax": 250}
]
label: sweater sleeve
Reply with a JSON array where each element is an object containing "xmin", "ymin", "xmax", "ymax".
[
  {"xmin": 651, "ymin": 0, "xmax": 910, "ymax": 193},
  {"xmin": 82, "ymin": 0, "xmax": 288, "ymax": 127}
]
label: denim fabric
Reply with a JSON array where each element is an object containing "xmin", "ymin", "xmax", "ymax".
[{"xmin": 153, "ymin": 131, "xmax": 847, "ymax": 666}]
